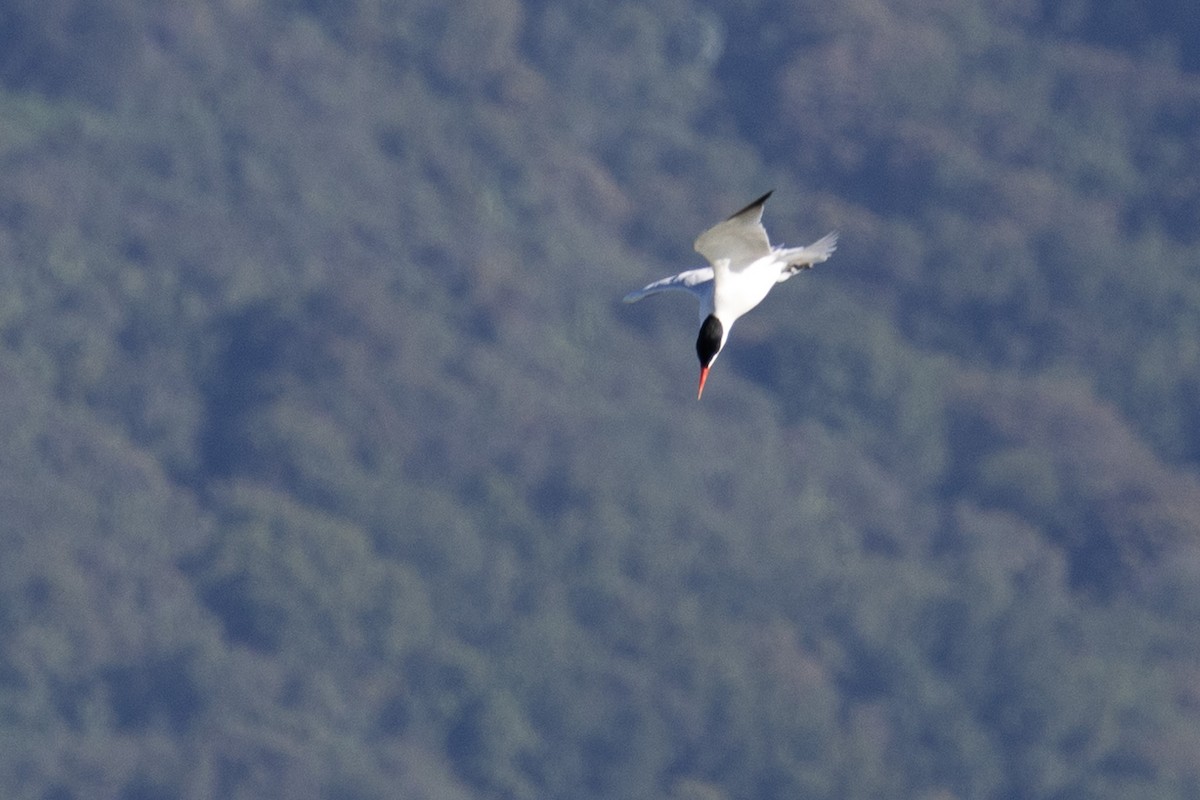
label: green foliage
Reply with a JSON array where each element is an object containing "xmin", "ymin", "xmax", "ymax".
[{"xmin": 0, "ymin": 1, "xmax": 1198, "ymax": 799}]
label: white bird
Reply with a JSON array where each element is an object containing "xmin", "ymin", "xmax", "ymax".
[{"xmin": 623, "ymin": 191, "xmax": 837, "ymax": 399}]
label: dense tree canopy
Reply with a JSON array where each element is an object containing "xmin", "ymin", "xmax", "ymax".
[{"xmin": 1, "ymin": 1, "xmax": 1199, "ymax": 798}]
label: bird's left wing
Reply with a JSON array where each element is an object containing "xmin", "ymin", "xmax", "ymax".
[
  {"xmin": 622, "ymin": 267, "xmax": 713, "ymax": 303},
  {"xmin": 693, "ymin": 191, "xmax": 773, "ymax": 271}
]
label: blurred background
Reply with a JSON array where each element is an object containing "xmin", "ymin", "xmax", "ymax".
[{"xmin": 1, "ymin": 0, "xmax": 1199, "ymax": 797}]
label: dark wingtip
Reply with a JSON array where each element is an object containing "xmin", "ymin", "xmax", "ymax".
[{"xmin": 726, "ymin": 190, "xmax": 774, "ymax": 220}]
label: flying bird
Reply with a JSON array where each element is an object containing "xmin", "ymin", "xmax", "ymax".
[{"xmin": 623, "ymin": 191, "xmax": 837, "ymax": 398}]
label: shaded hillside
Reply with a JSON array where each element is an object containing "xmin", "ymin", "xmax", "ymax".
[{"xmin": 0, "ymin": 1, "xmax": 1198, "ymax": 799}]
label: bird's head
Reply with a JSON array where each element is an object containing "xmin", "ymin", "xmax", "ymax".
[{"xmin": 695, "ymin": 314, "xmax": 726, "ymax": 399}]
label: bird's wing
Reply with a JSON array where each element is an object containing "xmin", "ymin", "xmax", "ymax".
[
  {"xmin": 622, "ymin": 267, "xmax": 713, "ymax": 303},
  {"xmin": 693, "ymin": 191, "xmax": 773, "ymax": 272}
]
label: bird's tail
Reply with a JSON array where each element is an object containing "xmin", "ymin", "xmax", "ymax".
[{"xmin": 779, "ymin": 231, "xmax": 838, "ymax": 270}]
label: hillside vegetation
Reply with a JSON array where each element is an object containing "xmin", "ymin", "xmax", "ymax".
[{"xmin": 1, "ymin": 1, "xmax": 1199, "ymax": 798}]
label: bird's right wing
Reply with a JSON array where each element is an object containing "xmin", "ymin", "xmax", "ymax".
[
  {"xmin": 693, "ymin": 191, "xmax": 773, "ymax": 271},
  {"xmin": 622, "ymin": 267, "xmax": 714, "ymax": 303}
]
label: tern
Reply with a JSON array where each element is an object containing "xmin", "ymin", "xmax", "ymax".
[{"xmin": 623, "ymin": 191, "xmax": 837, "ymax": 398}]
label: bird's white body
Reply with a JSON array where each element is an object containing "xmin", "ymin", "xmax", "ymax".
[{"xmin": 623, "ymin": 191, "xmax": 836, "ymax": 396}]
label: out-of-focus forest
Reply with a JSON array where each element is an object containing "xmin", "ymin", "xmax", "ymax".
[{"xmin": 1, "ymin": 0, "xmax": 1199, "ymax": 797}]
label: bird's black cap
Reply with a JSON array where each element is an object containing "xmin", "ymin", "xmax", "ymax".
[{"xmin": 696, "ymin": 314, "xmax": 724, "ymax": 367}]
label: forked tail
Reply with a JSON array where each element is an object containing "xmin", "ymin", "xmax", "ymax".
[{"xmin": 781, "ymin": 231, "xmax": 838, "ymax": 269}]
